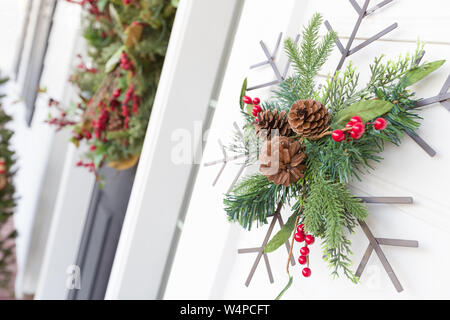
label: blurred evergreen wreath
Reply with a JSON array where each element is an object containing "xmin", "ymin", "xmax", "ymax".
[{"xmin": 47, "ymin": 0, "xmax": 177, "ymax": 177}]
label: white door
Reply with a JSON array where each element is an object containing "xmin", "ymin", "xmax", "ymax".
[{"xmin": 164, "ymin": 0, "xmax": 450, "ymax": 299}]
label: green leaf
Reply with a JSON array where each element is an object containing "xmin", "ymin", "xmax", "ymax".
[
  {"xmin": 97, "ymin": 0, "xmax": 109, "ymax": 12},
  {"xmin": 401, "ymin": 60, "xmax": 445, "ymax": 87},
  {"xmin": 334, "ymin": 99, "xmax": 395, "ymax": 127},
  {"xmin": 239, "ymin": 78, "xmax": 247, "ymax": 110},
  {"xmin": 105, "ymin": 45, "xmax": 125, "ymax": 73},
  {"xmin": 245, "ymin": 104, "xmax": 253, "ymax": 116},
  {"xmin": 275, "ymin": 276, "xmax": 293, "ymax": 300},
  {"xmin": 109, "ymin": 3, "xmax": 124, "ymax": 33},
  {"xmin": 264, "ymin": 211, "xmax": 297, "ymax": 253}
]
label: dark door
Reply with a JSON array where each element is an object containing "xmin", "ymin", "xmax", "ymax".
[{"xmin": 68, "ymin": 165, "xmax": 137, "ymax": 300}]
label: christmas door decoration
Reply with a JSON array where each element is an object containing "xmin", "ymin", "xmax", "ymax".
[
  {"xmin": 207, "ymin": 8, "xmax": 449, "ymax": 297},
  {"xmin": 0, "ymin": 74, "xmax": 17, "ymax": 291},
  {"xmin": 47, "ymin": 0, "xmax": 177, "ymax": 177}
]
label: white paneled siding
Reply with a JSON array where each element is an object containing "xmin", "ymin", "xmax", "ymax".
[{"xmin": 164, "ymin": 0, "xmax": 450, "ymax": 299}]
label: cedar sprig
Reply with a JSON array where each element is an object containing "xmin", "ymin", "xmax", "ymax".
[
  {"xmin": 301, "ymin": 170, "xmax": 367, "ymax": 281},
  {"xmin": 282, "ymin": 13, "xmax": 337, "ymax": 101},
  {"xmin": 321, "ymin": 62, "xmax": 360, "ymax": 114},
  {"xmin": 224, "ymin": 174, "xmax": 303, "ymax": 230}
]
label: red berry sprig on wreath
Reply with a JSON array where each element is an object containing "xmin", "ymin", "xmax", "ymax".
[
  {"xmin": 242, "ymin": 95, "xmax": 262, "ymax": 119},
  {"xmin": 294, "ymin": 223, "xmax": 315, "ymax": 278},
  {"xmin": 331, "ymin": 115, "xmax": 388, "ymax": 142}
]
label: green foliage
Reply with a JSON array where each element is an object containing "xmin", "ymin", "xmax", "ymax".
[
  {"xmin": 0, "ymin": 75, "xmax": 17, "ymax": 290},
  {"xmin": 400, "ymin": 60, "xmax": 445, "ymax": 87},
  {"xmin": 321, "ymin": 62, "xmax": 360, "ymax": 114},
  {"xmin": 280, "ymin": 13, "xmax": 336, "ymax": 102},
  {"xmin": 275, "ymin": 276, "xmax": 293, "ymax": 300},
  {"xmin": 48, "ymin": 0, "xmax": 177, "ymax": 173},
  {"xmin": 264, "ymin": 210, "xmax": 299, "ymax": 253},
  {"xmin": 224, "ymin": 175, "xmax": 303, "ymax": 230},
  {"xmin": 334, "ymin": 99, "xmax": 395, "ymax": 127},
  {"xmin": 239, "ymin": 78, "xmax": 247, "ymax": 110},
  {"xmin": 302, "ymin": 172, "xmax": 367, "ymax": 281}
]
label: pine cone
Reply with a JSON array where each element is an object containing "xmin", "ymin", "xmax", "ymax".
[
  {"xmin": 259, "ymin": 136, "xmax": 307, "ymax": 187},
  {"xmin": 288, "ymin": 99, "xmax": 330, "ymax": 138},
  {"xmin": 255, "ymin": 109, "xmax": 292, "ymax": 139},
  {"xmin": 106, "ymin": 112, "xmax": 123, "ymax": 131}
]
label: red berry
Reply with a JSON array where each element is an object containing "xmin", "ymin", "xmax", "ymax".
[
  {"xmin": 113, "ymin": 89, "xmax": 121, "ymax": 98},
  {"xmin": 253, "ymin": 105, "xmax": 262, "ymax": 113},
  {"xmin": 302, "ymin": 267, "xmax": 312, "ymax": 277},
  {"xmin": 252, "ymin": 97, "xmax": 260, "ymax": 105},
  {"xmin": 351, "ymin": 122, "xmax": 365, "ymax": 135},
  {"xmin": 298, "ymin": 255, "xmax": 307, "ymax": 265},
  {"xmin": 76, "ymin": 161, "xmax": 83, "ymax": 167},
  {"xmin": 123, "ymin": 0, "xmax": 131, "ymax": 5},
  {"xmin": 345, "ymin": 122, "xmax": 353, "ymax": 129},
  {"xmin": 304, "ymin": 235, "xmax": 315, "ymax": 245},
  {"xmin": 297, "ymin": 224, "xmax": 304, "ymax": 233},
  {"xmin": 350, "ymin": 130, "xmax": 363, "ymax": 140},
  {"xmin": 300, "ymin": 246, "xmax": 310, "ymax": 256},
  {"xmin": 243, "ymin": 96, "xmax": 252, "ymax": 104},
  {"xmin": 350, "ymin": 116, "xmax": 363, "ymax": 124},
  {"xmin": 332, "ymin": 130, "xmax": 345, "ymax": 142},
  {"xmin": 252, "ymin": 111, "xmax": 258, "ymax": 117},
  {"xmin": 294, "ymin": 232, "xmax": 305, "ymax": 242},
  {"xmin": 374, "ymin": 118, "xmax": 387, "ymax": 130}
]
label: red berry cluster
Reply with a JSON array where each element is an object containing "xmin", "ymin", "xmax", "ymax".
[
  {"xmin": 120, "ymin": 52, "xmax": 133, "ymax": 71},
  {"xmin": 47, "ymin": 98, "xmax": 77, "ymax": 129},
  {"xmin": 76, "ymin": 160, "xmax": 96, "ymax": 172},
  {"xmin": 92, "ymin": 102, "xmax": 109, "ymax": 139},
  {"xmin": 123, "ymin": 0, "xmax": 132, "ymax": 5},
  {"xmin": 66, "ymin": 0, "xmax": 102, "ymax": 16},
  {"xmin": 76, "ymin": 62, "xmax": 98, "ymax": 74},
  {"xmin": 0, "ymin": 159, "xmax": 7, "ymax": 175},
  {"xmin": 242, "ymin": 96, "xmax": 262, "ymax": 118},
  {"xmin": 119, "ymin": 85, "xmax": 140, "ymax": 129},
  {"xmin": 47, "ymin": 117, "xmax": 77, "ymax": 130},
  {"xmin": 332, "ymin": 116, "xmax": 388, "ymax": 142},
  {"xmin": 294, "ymin": 224, "xmax": 315, "ymax": 278}
]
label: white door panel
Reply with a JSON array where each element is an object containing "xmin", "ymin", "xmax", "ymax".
[{"xmin": 165, "ymin": 0, "xmax": 450, "ymax": 299}]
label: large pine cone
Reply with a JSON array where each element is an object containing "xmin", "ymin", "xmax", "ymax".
[
  {"xmin": 288, "ymin": 99, "xmax": 330, "ymax": 138},
  {"xmin": 259, "ymin": 136, "xmax": 307, "ymax": 187},
  {"xmin": 255, "ymin": 109, "xmax": 292, "ymax": 139}
]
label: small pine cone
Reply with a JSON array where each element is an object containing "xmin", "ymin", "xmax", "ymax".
[
  {"xmin": 106, "ymin": 113, "xmax": 123, "ymax": 131},
  {"xmin": 259, "ymin": 136, "xmax": 307, "ymax": 187},
  {"xmin": 288, "ymin": 99, "xmax": 330, "ymax": 138},
  {"xmin": 255, "ymin": 109, "xmax": 292, "ymax": 139}
]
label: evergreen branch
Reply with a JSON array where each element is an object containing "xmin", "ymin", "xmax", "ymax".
[
  {"xmin": 314, "ymin": 29, "xmax": 337, "ymax": 75},
  {"xmin": 301, "ymin": 168, "xmax": 368, "ymax": 281},
  {"xmin": 224, "ymin": 174, "xmax": 303, "ymax": 230},
  {"xmin": 283, "ymin": 13, "xmax": 335, "ymax": 100},
  {"xmin": 321, "ymin": 62, "xmax": 360, "ymax": 114}
]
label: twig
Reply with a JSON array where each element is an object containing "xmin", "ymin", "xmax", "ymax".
[{"xmin": 286, "ymin": 215, "xmax": 300, "ymax": 274}]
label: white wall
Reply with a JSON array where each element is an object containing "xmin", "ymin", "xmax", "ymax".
[
  {"xmin": 0, "ymin": 0, "xmax": 26, "ymax": 74},
  {"xmin": 164, "ymin": 0, "xmax": 450, "ymax": 299}
]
